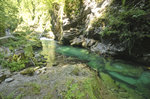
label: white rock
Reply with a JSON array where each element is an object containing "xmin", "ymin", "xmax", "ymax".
[{"xmin": 5, "ymin": 78, "xmax": 14, "ymax": 83}]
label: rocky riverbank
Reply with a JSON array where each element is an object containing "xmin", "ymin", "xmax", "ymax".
[
  {"xmin": 0, "ymin": 54, "xmax": 107, "ymax": 99},
  {"xmin": 0, "ymin": 52, "xmax": 147, "ymax": 99}
]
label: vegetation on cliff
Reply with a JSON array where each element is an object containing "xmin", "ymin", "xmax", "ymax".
[{"xmin": 92, "ymin": 0, "xmax": 150, "ymax": 55}]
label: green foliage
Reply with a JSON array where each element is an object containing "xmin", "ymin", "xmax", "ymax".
[
  {"xmin": 0, "ymin": 0, "xmax": 19, "ymax": 35},
  {"xmin": 64, "ymin": 0, "xmax": 83, "ymax": 19},
  {"xmin": 0, "ymin": 27, "xmax": 41, "ymax": 71},
  {"xmin": 24, "ymin": 82, "xmax": 41, "ymax": 94},
  {"xmin": 122, "ymin": 0, "xmax": 126, "ymax": 6},
  {"xmin": 93, "ymin": 0, "xmax": 150, "ymax": 54},
  {"xmin": 63, "ymin": 80, "xmax": 85, "ymax": 99},
  {"xmin": 62, "ymin": 77, "xmax": 101, "ymax": 99},
  {"xmin": 20, "ymin": 67, "xmax": 35, "ymax": 76},
  {"xmin": 83, "ymin": 78, "xmax": 101, "ymax": 99},
  {"xmin": 18, "ymin": 82, "xmax": 41, "ymax": 95},
  {"xmin": 4, "ymin": 60, "xmax": 26, "ymax": 72},
  {"xmin": 0, "ymin": 92, "xmax": 22, "ymax": 99}
]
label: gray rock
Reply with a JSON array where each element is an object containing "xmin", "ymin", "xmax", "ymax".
[
  {"xmin": 41, "ymin": 70, "xmax": 46, "ymax": 74},
  {"xmin": 4, "ymin": 70, "xmax": 11, "ymax": 77},
  {"xmin": 62, "ymin": 28, "xmax": 80, "ymax": 44},
  {"xmin": 35, "ymin": 70, "xmax": 40, "ymax": 75},
  {"xmin": 39, "ymin": 67, "xmax": 47, "ymax": 74},
  {"xmin": 5, "ymin": 78, "xmax": 14, "ymax": 83},
  {"xmin": 90, "ymin": 42, "xmax": 125, "ymax": 55}
]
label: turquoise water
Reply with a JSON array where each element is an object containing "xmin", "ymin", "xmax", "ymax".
[{"xmin": 41, "ymin": 39, "xmax": 150, "ymax": 98}]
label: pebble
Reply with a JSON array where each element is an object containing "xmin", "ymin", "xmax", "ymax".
[{"xmin": 5, "ymin": 78, "xmax": 14, "ymax": 83}]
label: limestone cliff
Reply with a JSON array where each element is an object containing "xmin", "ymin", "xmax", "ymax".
[{"xmin": 51, "ymin": 0, "xmax": 150, "ymax": 65}]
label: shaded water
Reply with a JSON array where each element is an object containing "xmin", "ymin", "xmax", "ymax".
[{"xmin": 40, "ymin": 38, "xmax": 150, "ymax": 99}]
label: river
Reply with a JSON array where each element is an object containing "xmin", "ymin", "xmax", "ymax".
[{"xmin": 40, "ymin": 38, "xmax": 150, "ymax": 99}]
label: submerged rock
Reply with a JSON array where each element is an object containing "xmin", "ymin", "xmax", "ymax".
[
  {"xmin": 108, "ymin": 71, "xmax": 137, "ymax": 85},
  {"xmin": 137, "ymin": 72, "xmax": 150, "ymax": 88},
  {"xmin": 105, "ymin": 62, "xmax": 144, "ymax": 78}
]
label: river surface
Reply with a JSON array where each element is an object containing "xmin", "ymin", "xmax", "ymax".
[{"xmin": 40, "ymin": 38, "xmax": 150, "ymax": 99}]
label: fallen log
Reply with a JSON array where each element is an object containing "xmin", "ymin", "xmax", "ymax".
[{"xmin": 0, "ymin": 36, "xmax": 15, "ymax": 40}]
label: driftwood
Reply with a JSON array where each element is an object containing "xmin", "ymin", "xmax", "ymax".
[{"xmin": 0, "ymin": 36, "xmax": 15, "ymax": 40}]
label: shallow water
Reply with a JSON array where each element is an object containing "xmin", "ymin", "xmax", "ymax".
[{"xmin": 41, "ymin": 38, "xmax": 150, "ymax": 99}]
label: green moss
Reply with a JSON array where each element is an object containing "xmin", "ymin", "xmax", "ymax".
[
  {"xmin": 71, "ymin": 67, "xmax": 80, "ymax": 76},
  {"xmin": 18, "ymin": 82, "xmax": 41, "ymax": 96},
  {"xmin": 0, "ymin": 92, "xmax": 22, "ymax": 99},
  {"xmin": 20, "ymin": 67, "xmax": 35, "ymax": 76},
  {"xmin": 91, "ymin": 0, "xmax": 150, "ymax": 54},
  {"xmin": 63, "ymin": 80, "xmax": 85, "ymax": 99},
  {"xmin": 64, "ymin": 0, "xmax": 83, "ymax": 19},
  {"xmin": 63, "ymin": 76, "xmax": 101, "ymax": 99},
  {"xmin": 99, "ymin": 72, "xmax": 117, "ymax": 88},
  {"xmin": 43, "ymin": 93, "xmax": 52, "ymax": 99},
  {"xmin": 82, "ymin": 77, "xmax": 101, "ymax": 99}
]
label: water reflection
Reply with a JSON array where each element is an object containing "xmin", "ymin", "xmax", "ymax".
[{"xmin": 41, "ymin": 38, "xmax": 55, "ymax": 67}]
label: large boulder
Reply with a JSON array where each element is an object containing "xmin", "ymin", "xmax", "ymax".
[{"xmin": 62, "ymin": 28, "xmax": 81, "ymax": 44}]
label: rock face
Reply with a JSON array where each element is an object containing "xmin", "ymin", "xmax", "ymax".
[
  {"xmin": 59, "ymin": 0, "xmax": 126, "ymax": 56},
  {"xmin": 50, "ymin": 3, "xmax": 63, "ymax": 41},
  {"xmin": 49, "ymin": 0, "xmax": 150, "ymax": 65}
]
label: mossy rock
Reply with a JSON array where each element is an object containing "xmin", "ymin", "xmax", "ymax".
[
  {"xmin": 62, "ymin": 76, "xmax": 102, "ymax": 99},
  {"xmin": 20, "ymin": 67, "xmax": 35, "ymax": 76},
  {"xmin": 99, "ymin": 72, "xmax": 117, "ymax": 89},
  {"xmin": 71, "ymin": 67, "xmax": 80, "ymax": 76},
  {"xmin": 0, "ymin": 74, "xmax": 6, "ymax": 83}
]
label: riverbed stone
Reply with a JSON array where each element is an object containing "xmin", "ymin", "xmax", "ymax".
[{"xmin": 5, "ymin": 78, "xmax": 14, "ymax": 83}]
